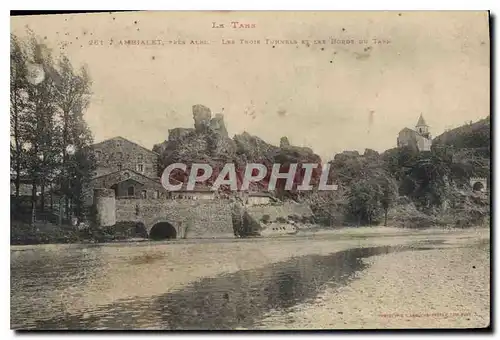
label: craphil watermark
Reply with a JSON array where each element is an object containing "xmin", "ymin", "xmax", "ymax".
[{"xmin": 161, "ymin": 163, "xmax": 338, "ymax": 192}]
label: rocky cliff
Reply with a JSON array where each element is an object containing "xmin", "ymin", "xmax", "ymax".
[{"xmin": 153, "ymin": 104, "xmax": 323, "ymax": 192}]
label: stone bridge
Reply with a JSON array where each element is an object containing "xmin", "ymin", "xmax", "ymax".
[
  {"xmin": 92, "ymin": 189, "xmax": 314, "ymax": 240},
  {"xmin": 93, "ymin": 189, "xmax": 235, "ymax": 239}
]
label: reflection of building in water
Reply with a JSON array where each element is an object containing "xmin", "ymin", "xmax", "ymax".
[{"xmin": 397, "ymin": 114, "xmax": 432, "ymax": 152}]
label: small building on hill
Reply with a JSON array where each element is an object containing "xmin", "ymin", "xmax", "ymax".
[{"xmin": 397, "ymin": 114, "xmax": 433, "ymax": 152}]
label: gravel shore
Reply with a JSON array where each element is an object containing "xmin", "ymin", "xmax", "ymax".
[{"xmin": 255, "ymin": 237, "xmax": 490, "ymax": 329}]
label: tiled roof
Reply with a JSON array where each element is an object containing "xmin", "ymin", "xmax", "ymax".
[{"xmin": 91, "ymin": 136, "xmax": 160, "ymax": 156}]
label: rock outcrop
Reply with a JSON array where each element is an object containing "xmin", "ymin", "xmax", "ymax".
[
  {"xmin": 280, "ymin": 136, "xmax": 290, "ymax": 148},
  {"xmin": 153, "ymin": 104, "xmax": 324, "ymax": 194},
  {"xmin": 210, "ymin": 113, "xmax": 228, "ymax": 137},
  {"xmin": 192, "ymin": 104, "xmax": 212, "ymax": 132},
  {"xmin": 168, "ymin": 128, "xmax": 195, "ymax": 142}
]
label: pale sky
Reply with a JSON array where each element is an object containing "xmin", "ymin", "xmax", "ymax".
[{"xmin": 11, "ymin": 11, "xmax": 490, "ymax": 161}]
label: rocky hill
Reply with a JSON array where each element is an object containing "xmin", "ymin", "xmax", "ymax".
[
  {"xmin": 152, "ymin": 104, "xmax": 323, "ymax": 192},
  {"xmin": 433, "ymin": 116, "xmax": 490, "ymax": 150}
]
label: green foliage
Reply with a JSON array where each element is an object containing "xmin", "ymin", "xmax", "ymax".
[
  {"xmin": 10, "ymin": 32, "xmax": 95, "ymax": 223},
  {"xmin": 345, "ymin": 174, "xmax": 397, "ymax": 226}
]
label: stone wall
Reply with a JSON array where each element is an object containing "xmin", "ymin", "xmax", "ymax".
[
  {"xmin": 416, "ymin": 134, "xmax": 432, "ymax": 152},
  {"xmin": 114, "ymin": 198, "xmax": 234, "ymax": 238},
  {"xmin": 94, "ymin": 189, "xmax": 116, "ymax": 227}
]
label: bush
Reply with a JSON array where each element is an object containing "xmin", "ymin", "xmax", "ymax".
[{"xmin": 387, "ymin": 203, "xmax": 437, "ymax": 229}]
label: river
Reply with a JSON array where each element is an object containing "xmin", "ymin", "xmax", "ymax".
[{"xmin": 10, "ymin": 229, "xmax": 484, "ymax": 330}]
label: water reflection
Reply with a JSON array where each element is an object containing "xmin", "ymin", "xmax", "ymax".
[
  {"xmin": 19, "ymin": 245, "xmax": 414, "ymax": 330},
  {"xmin": 11, "ymin": 245, "xmax": 104, "ymax": 329}
]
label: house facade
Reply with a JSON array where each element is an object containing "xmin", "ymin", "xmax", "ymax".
[
  {"xmin": 89, "ymin": 137, "xmax": 164, "ymax": 200},
  {"xmin": 91, "ymin": 136, "xmax": 160, "ymax": 178}
]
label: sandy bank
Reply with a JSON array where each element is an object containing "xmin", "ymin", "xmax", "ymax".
[{"xmin": 255, "ymin": 237, "xmax": 490, "ymax": 329}]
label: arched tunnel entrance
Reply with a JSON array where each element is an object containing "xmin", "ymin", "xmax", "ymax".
[
  {"xmin": 472, "ymin": 181, "xmax": 485, "ymax": 192},
  {"xmin": 149, "ymin": 222, "xmax": 177, "ymax": 240}
]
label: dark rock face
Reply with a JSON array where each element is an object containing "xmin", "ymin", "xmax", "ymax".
[
  {"xmin": 210, "ymin": 113, "xmax": 228, "ymax": 137},
  {"xmin": 168, "ymin": 128, "xmax": 195, "ymax": 142},
  {"xmin": 233, "ymin": 132, "xmax": 279, "ymax": 162}
]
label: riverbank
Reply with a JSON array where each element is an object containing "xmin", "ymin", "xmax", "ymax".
[
  {"xmin": 254, "ymin": 236, "xmax": 490, "ymax": 329},
  {"xmin": 10, "ymin": 218, "xmax": 487, "ymax": 246},
  {"xmin": 10, "ymin": 220, "xmax": 149, "ymax": 245}
]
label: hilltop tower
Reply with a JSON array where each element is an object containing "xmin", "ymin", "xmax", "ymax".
[{"xmin": 415, "ymin": 114, "xmax": 431, "ymax": 139}]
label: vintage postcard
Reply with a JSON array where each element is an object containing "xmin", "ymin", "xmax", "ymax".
[{"xmin": 10, "ymin": 11, "xmax": 490, "ymax": 330}]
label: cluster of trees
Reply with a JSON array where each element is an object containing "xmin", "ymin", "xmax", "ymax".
[
  {"xmin": 310, "ymin": 142, "xmax": 488, "ymax": 227},
  {"xmin": 10, "ymin": 32, "xmax": 95, "ymax": 225}
]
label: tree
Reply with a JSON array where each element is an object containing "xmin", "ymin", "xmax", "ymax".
[
  {"xmin": 347, "ymin": 178, "xmax": 382, "ymax": 226},
  {"xmin": 52, "ymin": 56, "xmax": 94, "ymax": 220},
  {"xmin": 21, "ymin": 35, "xmax": 60, "ymax": 225},
  {"xmin": 379, "ymin": 177, "xmax": 398, "ymax": 226},
  {"xmin": 405, "ymin": 150, "xmax": 451, "ymax": 210},
  {"xmin": 308, "ymin": 188, "xmax": 348, "ymax": 226},
  {"xmin": 10, "ymin": 32, "xmax": 95, "ymax": 225},
  {"xmin": 10, "ymin": 35, "xmax": 29, "ymax": 202}
]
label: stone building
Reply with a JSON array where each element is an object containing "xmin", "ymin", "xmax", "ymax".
[
  {"xmin": 397, "ymin": 114, "xmax": 432, "ymax": 152},
  {"xmin": 89, "ymin": 136, "xmax": 220, "ymax": 201},
  {"xmin": 91, "ymin": 136, "xmax": 160, "ymax": 178},
  {"xmin": 91, "ymin": 168, "xmax": 166, "ymax": 200},
  {"xmin": 245, "ymin": 192, "xmax": 274, "ymax": 206},
  {"xmin": 89, "ymin": 137, "xmax": 165, "ymax": 200},
  {"xmin": 166, "ymin": 180, "xmax": 216, "ymax": 200}
]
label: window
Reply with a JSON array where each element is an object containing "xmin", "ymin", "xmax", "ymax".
[
  {"xmin": 153, "ymin": 190, "xmax": 159, "ymax": 199},
  {"xmin": 95, "ymin": 150, "xmax": 102, "ymax": 160},
  {"xmin": 117, "ymin": 164, "xmax": 122, "ymax": 171},
  {"xmin": 116, "ymin": 141, "xmax": 121, "ymax": 147},
  {"xmin": 141, "ymin": 190, "xmax": 147, "ymax": 199},
  {"xmin": 137, "ymin": 164, "xmax": 144, "ymax": 173},
  {"xmin": 138, "ymin": 154, "xmax": 144, "ymax": 162},
  {"xmin": 128, "ymin": 186, "xmax": 135, "ymax": 196}
]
